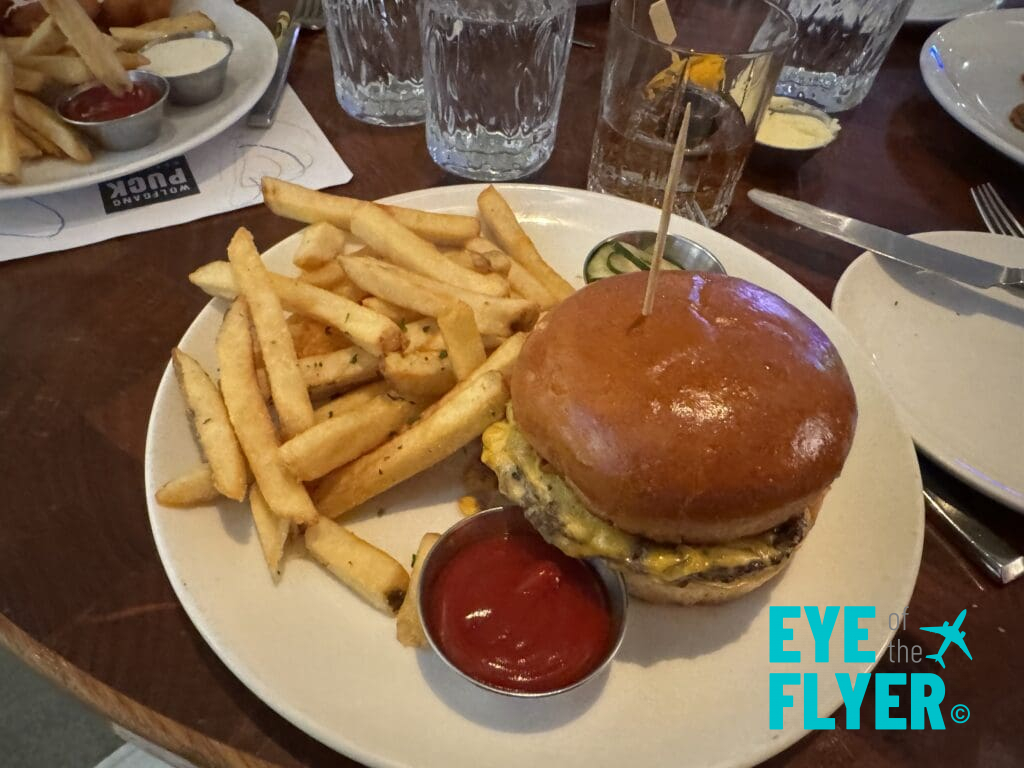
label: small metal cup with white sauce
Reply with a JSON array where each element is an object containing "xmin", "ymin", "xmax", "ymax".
[
  {"xmin": 140, "ymin": 31, "xmax": 234, "ymax": 106},
  {"xmin": 417, "ymin": 505, "xmax": 628, "ymax": 699}
]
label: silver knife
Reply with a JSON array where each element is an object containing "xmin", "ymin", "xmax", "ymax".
[{"xmin": 748, "ymin": 189, "xmax": 1024, "ymax": 291}]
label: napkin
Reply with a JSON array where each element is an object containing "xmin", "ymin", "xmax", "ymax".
[{"xmin": 0, "ymin": 87, "xmax": 352, "ymax": 263}]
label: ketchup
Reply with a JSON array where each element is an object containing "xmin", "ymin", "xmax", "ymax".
[
  {"xmin": 63, "ymin": 82, "xmax": 161, "ymax": 123},
  {"xmin": 426, "ymin": 531, "xmax": 613, "ymax": 693}
]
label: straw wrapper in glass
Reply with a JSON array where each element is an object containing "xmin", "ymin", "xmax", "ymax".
[{"xmin": 587, "ymin": 0, "xmax": 796, "ymax": 228}]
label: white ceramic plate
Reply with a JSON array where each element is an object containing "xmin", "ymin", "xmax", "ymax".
[
  {"xmin": 145, "ymin": 185, "xmax": 924, "ymax": 768},
  {"xmin": 0, "ymin": 0, "xmax": 276, "ymax": 201},
  {"xmin": 906, "ymin": 0, "xmax": 1001, "ymax": 26},
  {"xmin": 834, "ymin": 231, "xmax": 1024, "ymax": 512},
  {"xmin": 920, "ymin": 9, "xmax": 1024, "ymax": 165}
]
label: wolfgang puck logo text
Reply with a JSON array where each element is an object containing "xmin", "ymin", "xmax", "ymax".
[
  {"xmin": 100, "ymin": 156, "xmax": 199, "ymax": 214},
  {"xmin": 769, "ymin": 606, "xmax": 972, "ymax": 731}
]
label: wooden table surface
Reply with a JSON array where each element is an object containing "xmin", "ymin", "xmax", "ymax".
[{"xmin": 2, "ymin": 2, "xmax": 1023, "ymax": 766}]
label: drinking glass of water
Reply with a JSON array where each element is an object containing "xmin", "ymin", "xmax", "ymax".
[
  {"xmin": 774, "ymin": 0, "xmax": 914, "ymax": 112},
  {"xmin": 588, "ymin": 0, "xmax": 796, "ymax": 227},
  {"xmin": 421, "ymin": 0, "xmax": 575, "ymax": 180},
  {"xmin": 323, "ymin": 0, "xmax": 425, "ymax": 126}
]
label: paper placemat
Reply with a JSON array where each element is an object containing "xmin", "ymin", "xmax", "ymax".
[{"xmin": 0, "ymin": 87, "xmax": 352, "ymax": 263}]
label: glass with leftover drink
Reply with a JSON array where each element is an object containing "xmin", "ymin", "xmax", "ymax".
[{"xmin": 587, "ymin": 0, "xmax": 796, "ymax": 227}]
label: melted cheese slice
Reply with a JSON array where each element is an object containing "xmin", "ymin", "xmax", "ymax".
[{"xmin": 482, "ymin": 414, "xmax": 794, "ymax": 584}]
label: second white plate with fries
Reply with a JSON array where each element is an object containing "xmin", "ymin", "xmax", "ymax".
[
  {"xmin": 0, "ymin": 0, "xmax": 276, "ymax": 199},
  {"xmin": 145, "ymin": 183, "xmax": 924, "ymax": 768}
]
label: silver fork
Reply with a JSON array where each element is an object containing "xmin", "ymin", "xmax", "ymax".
[
  {"xmin": 970, "ymin": 183, "xmax": 1024, "ymax": 238},
  {"xmin": 248, "ymin": 0, "xmax": 325, "ymax": 129}
]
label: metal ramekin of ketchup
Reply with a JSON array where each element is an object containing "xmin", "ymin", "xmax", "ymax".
[
  {"xmin": 58, "ymin": 69, "xmax": 168, "ymax": 151},
  {"xmin": 418, "ymin": 506, "xmax": 627, "ymax": 697}
]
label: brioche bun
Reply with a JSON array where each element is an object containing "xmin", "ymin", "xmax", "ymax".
[{"xmin": 511, "ymin": 271, "xmax": 857, "ymax": 546}]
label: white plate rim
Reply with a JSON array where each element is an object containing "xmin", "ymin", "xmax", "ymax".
[
  {"xmin": 919, "ymin": 8, "xmax": 1024, "ymax": 165},
  {"xmin": 906, "ymin": 0, "xmax": 1002, "ymax": 26},
  {"xmin": 833, "ymin": 231, "xmax": 1024, "ymax": 512},
  {"xmin": 145, "ymin": 183, "xmax": 925, "ymax": 768},
  {"xmin": 0, "ymin": 0, "xmax": 277, "ymax": 201}
]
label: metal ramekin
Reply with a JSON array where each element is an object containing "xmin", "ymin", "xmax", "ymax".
[
  {"xmin": 417, "ymin": 505, "xmax": 628, "ymax": 698},
  {"xmin": 586, "ymin": 230, "xmax": 727, "ymax": 282},
  {"xmin": 139, "ymin": 30, "xmax": 234, "ymax": 106},
  {"xmin": 57, "ymin": 70, "xmax": 168, "ymax": 152}
]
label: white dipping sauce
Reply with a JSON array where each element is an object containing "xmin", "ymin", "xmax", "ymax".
[{"xmin": 143, "ymin": 38, "xmax": 230, "ymax": 78}]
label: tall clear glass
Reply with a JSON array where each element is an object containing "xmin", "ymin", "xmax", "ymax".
[
  {"xmin": 775, "ymin": 0, "xmax": 914, "ymax": 112},
  {"xmin": 422, "ymin": 0, "xmax": 575, "ymax": 181},
  {"xmin": 323, "ymin": 0, "xmax": 425, "ymax": 126},
  {"xmin": 588, "ymin": 0, "xmax": 796, "ymax": 228}
]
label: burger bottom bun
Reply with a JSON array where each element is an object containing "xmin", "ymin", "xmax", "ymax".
[
  {"xmin": 620, "ymin": 558, "xmax": 791, "ymax": 605},
  {"xmin": 615, "ymin": 494, "xmax": 824, "ymax": 605}
]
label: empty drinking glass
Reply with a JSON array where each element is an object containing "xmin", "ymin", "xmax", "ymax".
[
  {"xmin": 774, "ymin": 0, "xmax": 914, "ymax": 112},
  {"xmin": 323, "ymin": 0, "xmax": 425, "ymax": 126},
  {"xmin": 421, "ymin": 0, "xmax": 575, "ymax": 180}
]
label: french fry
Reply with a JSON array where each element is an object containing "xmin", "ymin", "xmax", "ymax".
[
  {"xmin": 15, "ymin": 52, "xmax": 148, "ymax": 86},
  {"xmin": 107, "ymin": 27, "xmax": 165, "ymax": 52},
  {"xmin": 15, "ymin": 129, "xmax": 41, "ymax": 159},
  {"xmin": 138, "ymin": 12, "xmax": 216, "ymax": 33},
  {"xmin": 420, "ymin": 332, "xmax": 526, "ymax": 420},
  {"xmin": 171, "ymin": 349, "xmax": 248, "ymax": 501},
  {"xmin": 477, "ymin": 185, "xmax": 574, "ymax": 300},
  {"xmin": 352, "ymin": 204, "xmax": 508, "ymax": 297},
  {"xmin": 14, "ymin": 116, "xmax": 59, "ymax": 155},
  {"xmin": 313, "ymin": 380, "xmax": 391, "ymax": 424},
  {"xmin": 217, "ymin": 299, "xmax": 317, "ymax": 524},
  {"xmin": 12, "ymin": 66, "xmax": 46, "ymax": 93},
  {"xmin": 250, "ymin": 485, "xmax": 290, "ymax": 580},
  {"xmin": 339, "ymin": 255, "xmax": 538, "ymax": 337},
  {"xmin": 293, "ymin": 221, "xmax": 346, "ymax": 269},
  {"xmin": 304, "ymin": 518, "xmax": 409, "ymax": 614},
  {"xmin": 381, "ymin": 350, "xmax": 457, "ymax": 400},
  {"xmin": 0, "ymin": 51, "xmax": 19, "ymax": 184},
  {"xmin": 396, "ymin": 533, "xmax": 441, "ymax": 648},
  {"xmin": 0, "ymin": 38, "xmax": 26, "ymax": 57},
  {"xmin": 403, "ymin": 318, "xmax": 444, "ymax": 352},
  {"xmin": 19, "ymin": 16, "xmax": 67, "ymax": 57},
  {"xmin": 227, "ymin": 228, "xmax": 314, "ymax": 440},
  {"xmin": 315, "ymin": 370, "xmax": 509, "ymax": 518},
  {"xmin": 288, "ymin": 316, "xmax": 348, "ymax": 357},
  {"xmin": 361, "ymin": 297, "xmax": 421, "ymax": 326},
  {"xmin": 508, "ymin": 261, "xmax": 558, "ymax": 309},
  {"xmin": 13, "ymin": 92, "xmax": 90, "ymax": 162},
  {"xmin": 188, "ymin": 260, "xmax": 402, "ymax": 357},
  {"xmin": 437, "ymin": 301, "xmax": 486, "ymax": 381},
  {"xmin": 39, "ymin": 0, "xmax": 131, "ymax": 94},
  {"xmin": 280, "ymin": 393, "xmax": 421, "ymax": 481},
  {"xmin": 298, "ymin": 260, "xmax": 347, "ymax": 289},
  {"xmin": 256, "ymin": 347, "xmax": 380, "ymax": 401},
  {"xmin": 443, "ymin": 248, "xmax": 491, "ymax": 274},
  {"xmin": 155, "ymin": 464, "xmax": 220, "ymax": 508},
  {"xmin": 262, "ymin": 177, "xmax": 480, "ymax": 246}
]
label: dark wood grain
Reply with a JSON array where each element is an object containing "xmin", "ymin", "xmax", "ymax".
[{"xmin": 1, "ymin": 3, "xmax": 1022, "ymax": 767}]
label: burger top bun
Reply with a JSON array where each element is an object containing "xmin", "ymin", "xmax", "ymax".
[{"xmin": 511, "ymin": 271, "xmax": 857, "ymax": 545}]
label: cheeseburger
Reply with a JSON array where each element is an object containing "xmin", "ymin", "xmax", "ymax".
[{"xmin": 482, "ymin": 271, "xmax": 857, "ymax": 605}]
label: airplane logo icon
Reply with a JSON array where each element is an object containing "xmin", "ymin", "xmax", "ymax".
[{"xmin": 920, "ymin": 609, "xmax": 972, "ymax": 669}]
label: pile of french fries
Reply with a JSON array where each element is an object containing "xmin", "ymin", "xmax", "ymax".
[
  {"xmin": 157, "ymin": 179, "xmax": 574, "ymax": 647},
  {"xmin": 0, "ymin": 1, "xmax": 217, "ymax": 184}
]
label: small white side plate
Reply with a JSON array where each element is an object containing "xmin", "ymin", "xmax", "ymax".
[
  {"xmin": 834, "ymin": 231, "xmax": 1024, "ymax": 512},
  {"xmin": 907, "ymin": 0, "xmax": 1001, "ymax": 26},
  {"xmin": 920, "ymin": 9, "xmax": 1024, "ymax": 165}
]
